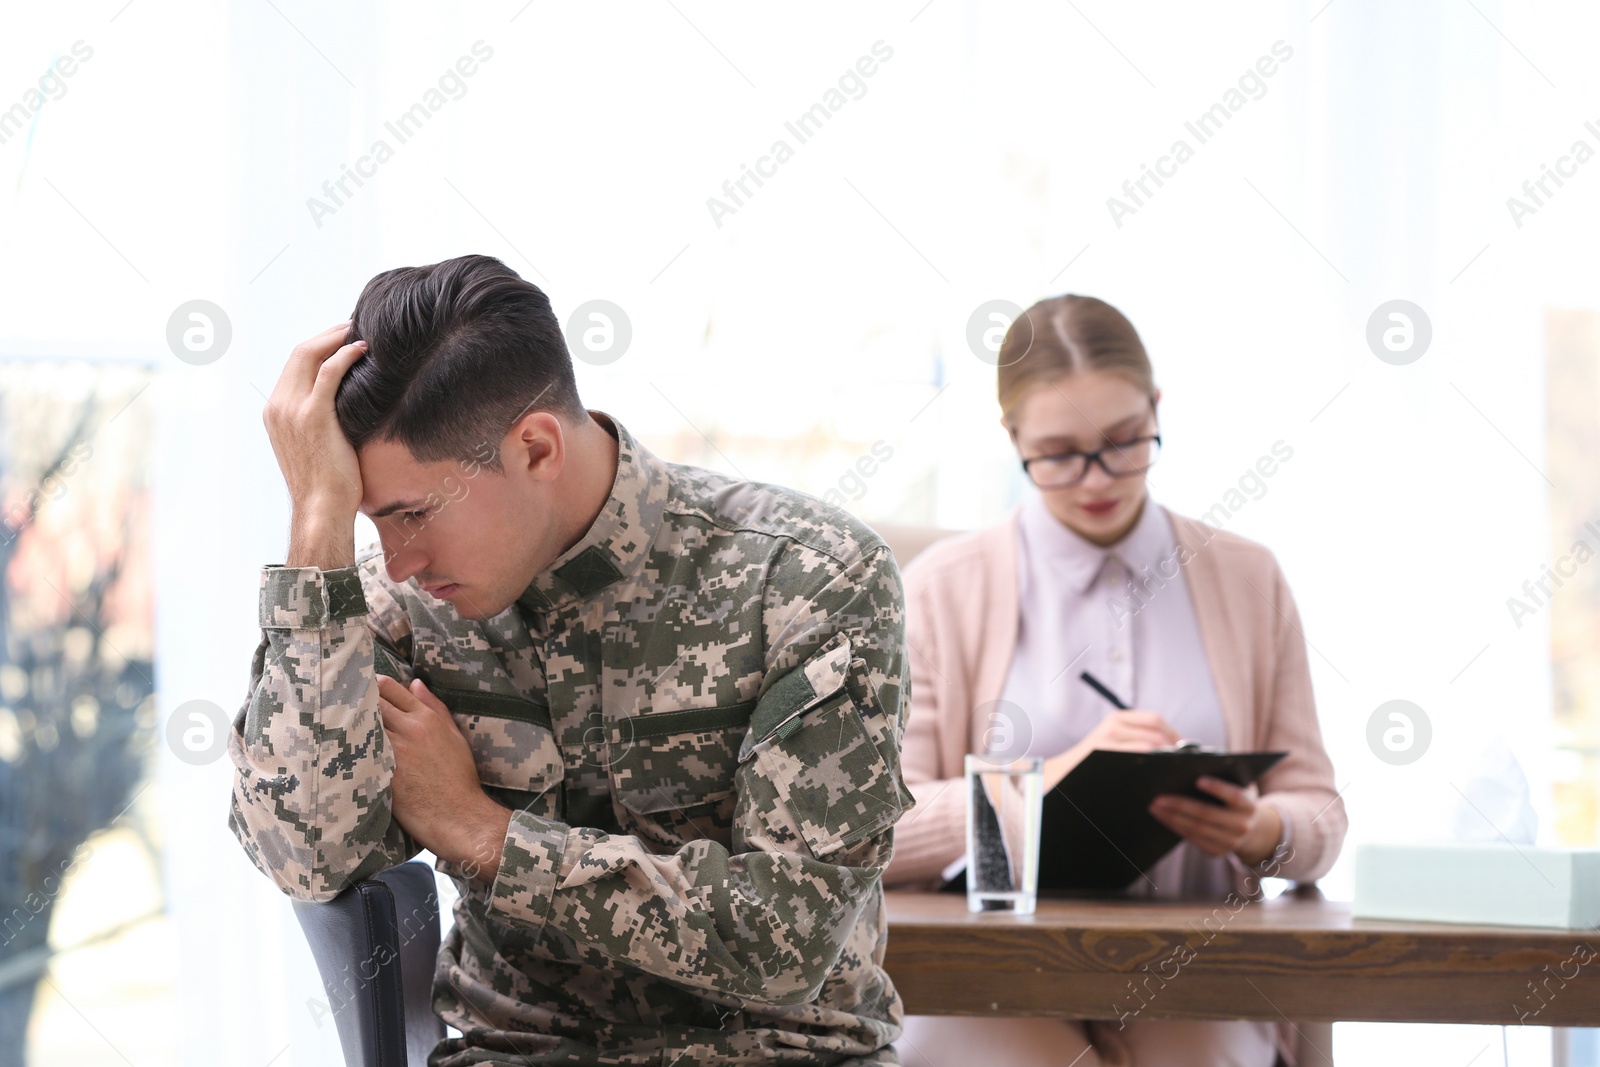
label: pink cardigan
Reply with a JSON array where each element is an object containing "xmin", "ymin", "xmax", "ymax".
[{"xmin": 885, "ymin": 504, "xmax": 1347, "ymax": 894}]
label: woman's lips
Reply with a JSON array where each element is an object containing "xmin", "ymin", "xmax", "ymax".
[{"xmin": 1080, "ymin": 499, "xmax": 1119, "ymax": 517}]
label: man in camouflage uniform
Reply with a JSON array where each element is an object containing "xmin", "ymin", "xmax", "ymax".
[{"xmin": 227, "ymin": 255, "xmax": 915, "ymax": 1065}]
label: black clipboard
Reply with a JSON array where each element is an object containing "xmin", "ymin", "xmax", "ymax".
[{"xmin": 1035, "ymin": 747, "xmax": 1286, "ymax": 891}]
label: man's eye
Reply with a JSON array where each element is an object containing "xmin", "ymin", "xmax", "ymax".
[{"xmin": 402, "ymin": 509, "xmax": 429, "ymax": 520}]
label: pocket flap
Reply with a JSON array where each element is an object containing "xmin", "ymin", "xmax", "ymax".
[
  {"xmin": 422, "ymin": 682, "xmax": 562, "ymax": 797},
  {"xmin": 428, "ymin": 682, "xmax": 554, "ymax": 731},
  {"xmin": 740, "ymin": 634, "xmax": 853, "ymax": 761}
]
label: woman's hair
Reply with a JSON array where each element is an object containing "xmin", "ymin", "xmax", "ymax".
[{"xmin": 995, "ymin": 294, "xmax": 1155, "ymax": 429}]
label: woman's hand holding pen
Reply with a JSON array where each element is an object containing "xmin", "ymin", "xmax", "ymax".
[
  {"xmin": 1069, "ymin": 671, "xmax": 1284, "ymax": 868},
  {"xmin": 1039, "ymin": 709, "xmax": 1178, "ymax": 792}
]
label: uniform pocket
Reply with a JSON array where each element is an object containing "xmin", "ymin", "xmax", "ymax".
[
  {"xmin": 427, "ymin": 684, "xmax": 564, "ymax": 804},
  {"xmin": 608, "ymin": 702, "xmax": 755, "ymax": 852},
  {"xmin": 742, "ymin": 633, "xmax": 906, "ymax": 861}
]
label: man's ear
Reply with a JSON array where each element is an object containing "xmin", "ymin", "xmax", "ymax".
[{"xmin": 507, "ymin": 410, "xmax": 566, "ymax": 482}]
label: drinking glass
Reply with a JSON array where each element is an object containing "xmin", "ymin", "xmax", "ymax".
[{"xmin": 964, "ymin": 753, "xmax": 1044, "ymax": 913}]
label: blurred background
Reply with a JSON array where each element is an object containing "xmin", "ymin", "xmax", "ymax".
[{"xmin": 1, "ymin": 1, "xmax": 1597, "ymax": 1063}]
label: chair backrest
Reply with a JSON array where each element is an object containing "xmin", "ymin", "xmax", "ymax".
[
  {"xmin": 291, "ymin": 861, "xmax": 444, "ymax": 1067},
  {"xmin": 868, "ymin": 522, "xmax": 960, "ymax": 571}
]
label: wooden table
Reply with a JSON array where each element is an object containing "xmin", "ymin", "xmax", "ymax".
[{"xmin": 884, "ymin": 890, "xmax": 1600, "ymax": 1025}]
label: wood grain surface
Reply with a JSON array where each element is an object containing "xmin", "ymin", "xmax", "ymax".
[{"xmin": 884, "ymin": 890, "xmax": 1600, "ymax": 1024}]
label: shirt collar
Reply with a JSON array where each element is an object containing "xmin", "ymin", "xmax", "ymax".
[
  {"xmin": 1018, "ymin": 490, "xmax": 1173, "ymax": 593},
  {"xmin": 514, "ymin": 409, "xmax": 667, "ymax": 614}
]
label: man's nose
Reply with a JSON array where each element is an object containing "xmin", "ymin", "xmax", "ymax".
[{"xmin": 382, "ymin": 540, "xmax": 426, "ymax": 586}]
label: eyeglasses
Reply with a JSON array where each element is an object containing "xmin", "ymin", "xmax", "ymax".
[{"xmin": 1020, "ymin": 434, "xmax": 1162, "ymax": 489}]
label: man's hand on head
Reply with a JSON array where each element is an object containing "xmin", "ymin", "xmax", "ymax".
[
  {"xmin": 377, "ymin": 675, "xmax": 512, "ymax": 883},
  {"xmin": 265, "ymin": 320, "xmax": 369, "ymax": 569}
]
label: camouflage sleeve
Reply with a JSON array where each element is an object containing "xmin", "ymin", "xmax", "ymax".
[
  {"xmin": 226, "ymin": 563, "xmax": 420, "ymax": 902},
  {"xmin": 486, "ymin": 542, "xmax": 916, "ymax": 1007}
]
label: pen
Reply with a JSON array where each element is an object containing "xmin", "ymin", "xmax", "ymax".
[
  {"xmin": 1080, "ymin": 670, "xmax": 1204, "ymax": 751},
  {"xmin": 1078, "ymin": 670, "xmax": 1128, "ymax": 710}
]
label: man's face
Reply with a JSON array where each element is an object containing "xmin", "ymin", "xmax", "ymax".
[{"xmin": 356, "ymin": 435, "xmax": 556, "ymax": 622}]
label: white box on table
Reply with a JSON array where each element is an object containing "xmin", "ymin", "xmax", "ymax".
[{"xmin": 1353, "ymin": 842, "xmax": 1600, "ymax": 929}]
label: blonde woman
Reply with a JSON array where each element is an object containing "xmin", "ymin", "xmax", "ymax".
[{"xmin": 886, "ymin": 295, "xmax": 1346, "ymax": 1067}]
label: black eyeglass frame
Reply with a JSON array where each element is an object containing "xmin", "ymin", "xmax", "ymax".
[{"xmin": 1018, "ymin": 432, "xmax": 1163, "ymax": 489}]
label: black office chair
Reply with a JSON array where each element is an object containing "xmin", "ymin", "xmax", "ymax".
[{"xmin": 292, "ymin": 861, "xmax": 444, "ymax": 1067}]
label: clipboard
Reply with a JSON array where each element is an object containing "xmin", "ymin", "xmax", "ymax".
[{"xmin": 1036, "ymin": 747, "xmax": 1286, "ymax": 891}]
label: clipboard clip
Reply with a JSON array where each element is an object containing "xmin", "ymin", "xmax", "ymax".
[{"xmin": 1156, "ymin": 738, "xmax": 1215, "ymax": 754}]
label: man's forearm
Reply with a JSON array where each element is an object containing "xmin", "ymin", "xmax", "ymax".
[
  {"xmin": 286, "ymin": 505, "xmax": 356, "ymax": 569},
  {"xmin": 435, "ymin": 794, "xmax": 513, "ymax": 885},
  {"xmin": 406, "ymin": 783, "xmax": 512, "ymax": 883}
]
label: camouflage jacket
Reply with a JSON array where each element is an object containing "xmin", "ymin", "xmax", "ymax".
[{"xmin": 227, "ymin": 411, "xmax": 916, "ymax": 1065}]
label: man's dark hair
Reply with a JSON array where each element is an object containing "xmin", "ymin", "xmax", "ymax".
[{"xmin": 336, "ymin": 254, "xmax": 584, "ymax": 472}]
